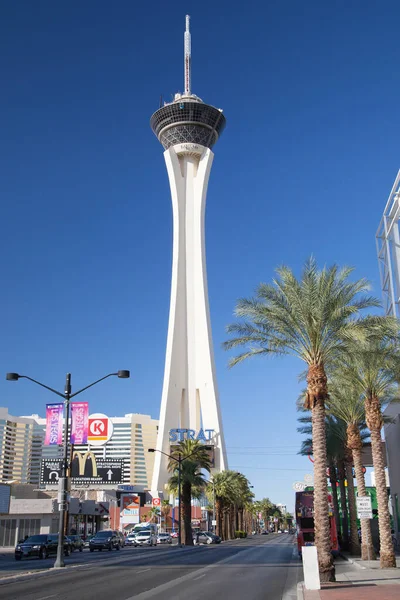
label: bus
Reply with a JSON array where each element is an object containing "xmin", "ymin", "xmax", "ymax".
[{"xmin": 295, "ymin": 490, "xmax": 339, "ymax": 557}]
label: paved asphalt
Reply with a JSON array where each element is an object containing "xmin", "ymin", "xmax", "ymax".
[{"xmin": 0, "ymin": 533, "xmax": 301, "ymax": 600}]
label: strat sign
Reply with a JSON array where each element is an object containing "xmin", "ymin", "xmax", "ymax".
[
  {"xmin": 87, "ymin": 413, "xmax": 113, "ymax": 446},
  {"xmin": 169, "ymin": 428, "xmax": 214, "ymax": 443}
]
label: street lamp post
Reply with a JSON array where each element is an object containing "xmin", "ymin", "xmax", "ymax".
[{"xmin": 6, "ymin": 369, "xmax": 130, "ymax": 568}]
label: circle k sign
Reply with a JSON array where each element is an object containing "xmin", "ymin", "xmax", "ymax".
[
  {"xmin": 87, "ymin": 413, "xmax": 113, "ymax": 446},
  {"xmin": 152, "ymin": 497, "xmax": 161, "ymax": 507}
]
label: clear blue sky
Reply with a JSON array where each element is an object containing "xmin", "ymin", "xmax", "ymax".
[{"xmin": 1, "ymin": 1, "xmax": 399, "ymax": 513}]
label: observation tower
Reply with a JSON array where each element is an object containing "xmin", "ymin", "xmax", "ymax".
[{"xmin": 150, "ymin": 15, "xmax": 227, "ymax": 495}]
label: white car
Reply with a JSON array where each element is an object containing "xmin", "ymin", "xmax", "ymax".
[
  {"xmin": 133, "ymin": 530, "xmax": 157, "ymax": 547},
  {"xmin": 157, "ymin": 533, "xmax": 172, "ymax": 545},
  {"xmin": 125, "ymin": 534, "xmax": 137, "ymax": 546}
]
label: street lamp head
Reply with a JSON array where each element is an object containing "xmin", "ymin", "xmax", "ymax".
[
  {"xmin": 117, "ymin": 370, "xmax": 130, "ymax": 379},
  {"xmin": 6, "ymin": 373, "xmax": 20, "ymax": 381},
  {"xmin": 148, "ymin": 448, "xmax": 155, "ymax": 453}
]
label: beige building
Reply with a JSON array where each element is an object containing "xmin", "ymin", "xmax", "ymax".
[{"xmin": 0, "ymin": 408, "xmax": 43, "ymax": 484}]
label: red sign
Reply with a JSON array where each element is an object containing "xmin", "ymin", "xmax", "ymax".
[
  {"xmin": 87, "ymin": 413, "xmax": 113, "ymax": 446},
  {"xmin": 152, "ymin": 497, "xmax": 161, "ymax": 507}
]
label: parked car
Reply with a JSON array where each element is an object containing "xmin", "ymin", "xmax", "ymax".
[
  {"xmin": 193, "ymin": 531, "xmax": 221, "ymax": 545},
  {"xmin": 261, "ymin": 531, "xmax": 269, "ymax": 535},
  {"xmin": 170, "ymin": 531, "xmax": 179, "ymax": 538},
  {"xmin": 157, "ymin": 533, "xmax": 172, "ymax": 545},
  {"xmin": 83, "ymin": 536, "xmax": 94, "ymax": 548},
  {"xmin": 15, "ymin": 534, "xmax": 70, "ymax": 561},
  {"xmin": 68, "ymin": 535, "xmax": 84, "ymax": 552},
  {"xmin": 133, "ymin": 530, "xmax": 157, "ymax": 547},
  {"xmin": 89, "ymin": 530, "xmax": 121, "ymax": 552}
]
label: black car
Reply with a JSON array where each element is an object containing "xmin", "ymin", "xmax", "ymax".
[
  {"xmin": 89, "ymin": 530, "xmax": 121, "ymax": 552},
  {"xmin": 67, "ymin": 535, "xmax": 84, "ymax": 552},
  {"xmin": 15, "ymin": 534, "xmax": 70, "ymax": 561}
]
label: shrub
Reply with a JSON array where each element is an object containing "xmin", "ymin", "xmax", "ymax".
[{"xmin": 235, "ymin": 530, "xmax": 247, "ymax": 538}]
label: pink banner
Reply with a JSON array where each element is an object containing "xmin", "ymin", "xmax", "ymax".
[
  {"xmin": 70, "ymin": 402, "xmax": 89, "ymax": 444},
  {"xmin": 45, "ymin": 403, "xmax": 64, "ymax": 445}
]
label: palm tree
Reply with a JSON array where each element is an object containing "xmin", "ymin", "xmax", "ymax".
[
  {"xmin": 327, "ymin": 381, "xmax": 376, "ymax": 560},
  {"xmin": 160, "ymin": 500, "xmax": 171, "ymax": 532},
  {"xmin": 167, "ymin": 440, "xmax": 211, "ymax": 545},
  {"xmin": 148, "ymin": 506, "xmax": 160, "ymax": 524},
  {"xmin": 298, "ymin": 413, "xmax": 346, "ymax": 549},
  {"xmin": 255, "ymin": 497, "xmax": 274, "ymax": 532},
  {"xmin": 224, "ymin": 258, "xmax": 382, "ymax": 581},
  {"xmin": 206, "ymin": 471, "xmax": 251, "ymax": 540},
  {"xmin": 337, "ymin": 337, "xmax": 399, "ymax": 568}
]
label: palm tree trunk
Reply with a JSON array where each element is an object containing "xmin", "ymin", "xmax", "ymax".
[
  {"xmin": 230, "ymin": 505, "xmax": 235, "ymax": 539},
  {"xmin": 328, "ymin": 459, "xmax": 341, "ymax": 547},
  {"xmin": 337, "ymin": 459, "xmax": 349, "ymax": 550},
  {"xmin": 365, "ymin": 396, "xmax": 396, "ymax": 568},
  {"xmin": 345, "ymin": 454, "xmax": 361, "ymax": 555},
  {"xmin": 182, "ymin": 482, "xmax": 193, "ymax": 545},
  {"xmin": 216, "ymin": 499, "xmax": 222, "ymax": 538},
  {"xmin": 347, "ymin": 423, "xmax": 376, "ymax": 561},
  {"xmin": 307, "ymin": 364, "xmax": 336, "ymax": 582},
  {"xmin": 368, "ymin": 425, "xmax": 395, "ymax": 566}
]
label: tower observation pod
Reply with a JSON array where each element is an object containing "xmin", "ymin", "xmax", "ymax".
[{"xmin": 150, "ymin": 15, "xmax": 228, "ymax": 495}]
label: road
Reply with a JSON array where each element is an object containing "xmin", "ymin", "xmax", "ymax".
[{"xmin": 0, "ymin": 534, "xmax": 301, "ymax": 600}]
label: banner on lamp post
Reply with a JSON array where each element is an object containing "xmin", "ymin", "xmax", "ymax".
[
  {"xmin": 70, "ymin": 402, "xmax": 89, "ymax": 444},
  {"xmin": 45, "ymin": 403, "xmax": 64, "ymax": 446}
]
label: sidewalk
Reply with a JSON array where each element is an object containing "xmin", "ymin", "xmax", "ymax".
[{"xmin": 298, "ymin": 556, "xmax": 400, "ymax": 599}]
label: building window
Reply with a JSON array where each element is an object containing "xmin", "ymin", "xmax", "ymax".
[{"xmin": 0, "ymin": 519, "xmax": 17, "ymax": 547}]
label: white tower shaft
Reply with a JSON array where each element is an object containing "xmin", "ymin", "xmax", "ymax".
[
  {"xmin": 151, "ymin": 145, "xmax": 228, "ymax": 493},
  {"xmin": 184, "ymin": 14, "xmax": 191, "ymax": 96}
]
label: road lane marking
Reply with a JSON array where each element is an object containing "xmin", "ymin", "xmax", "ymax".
[
  {"xmin": 136, "ymin": 569, "xmax": 151, "ymax": 574},
  {"xmin": 125, "ymin": 542, "xmax": 274, "ymax": 600},
  {"xmin": 37, "ymin": 595, "xmax": 57, "ymax": 600},
  {"xmin": 193, "ymin": 574, "xmax": 205, "ymax": 580}
]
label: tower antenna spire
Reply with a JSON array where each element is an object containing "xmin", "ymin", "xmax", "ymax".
[{"xmin": 184, "ymin": 14, "xmax": 191, "ymax": 96}]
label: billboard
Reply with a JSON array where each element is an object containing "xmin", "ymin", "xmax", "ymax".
[
  {"xmin": 120, "ymin": 494, "xmax": 140, "ymax": 524},
  {"xmin": 40, "ymin": 455, "xmax": 124, "ymax": 487}
]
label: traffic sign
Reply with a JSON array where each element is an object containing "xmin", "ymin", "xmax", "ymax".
[
  {"xmin": 87, "ymin": 413, "xmax": 113, "ymax": 446},
  {"xmin": 356, "ymin": 496, "xmax": 373, "ymax": 519},
  {"xmin": 292, "ymin": 481, "xmax": 306, "ymax": 492},
  {"xmin": 152, "ymin": 497, "xmax": 161, "ymax": 507},
  {"xmin": 40, "ymin": 458, "xmax": 124, "ymax": 486}
]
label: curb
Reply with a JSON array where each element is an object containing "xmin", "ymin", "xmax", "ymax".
[{"xmin": 339, "ymin": 552, "xmax": 366, "ymax": 570}]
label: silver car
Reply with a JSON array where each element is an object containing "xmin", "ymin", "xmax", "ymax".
[
  {"xmin": 157, "ymin": 533, "xmax": 172, "ymax": 545},
  {"xmin": 125, "ymin": 533, "xmax": 137, "ymax": 546},
  {"xmin": 133, "ymin": 530, "xmax": 157, "ymax": 547}
]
